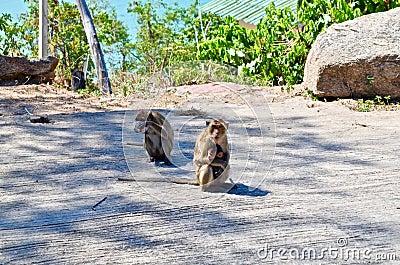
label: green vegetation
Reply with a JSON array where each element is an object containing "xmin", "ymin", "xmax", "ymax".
[
  {"xmin": 1, "ymin": 0, "xmax": 400, "ymax": 102},
  {"xmin": 0, "ymin": 0, "xmax": 130, "ymax": 92},
  {"xmin": 340, "ymin": 96, "xmax": 400, "ymax": 112},
  {"xmin": 303, "ymin": 89, "xmax": 319, "ymax": 101}
]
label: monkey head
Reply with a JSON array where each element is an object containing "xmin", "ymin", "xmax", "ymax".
[
  {"xmin": 204, "ymin": 137, "xmax": 217, "ymax": 161},
  {"xmin": 206, "ymin": 118, "xmax": 229, "ymax": 139},
  {"xmin": 134, "ymin": 110, "xmax": 153, "ymax": 133},
  {"xmin": 207, "ymin": 148, "xmax": 216, "ymax": 161}
]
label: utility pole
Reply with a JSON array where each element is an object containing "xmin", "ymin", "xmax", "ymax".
[
  {"xmin": 75, "ymin": 0, "xmax": 112, "ymax": 95},
  {"xmin": 39, "ymin": 0, "xmax": 48, "ymax": 58}
]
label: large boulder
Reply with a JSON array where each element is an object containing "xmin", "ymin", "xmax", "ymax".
[
  {"xmin": 0, "ymin": 56, "xmax": 59, "ymax": 86},
  {"xmin": 303, "ymin": 8, "xmax": 400, "ymax": 99}
]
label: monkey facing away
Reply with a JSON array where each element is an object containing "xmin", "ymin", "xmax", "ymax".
[
  {"xmin": 120, "ymin": 109, "xmax": 197, "ymax": 185},
  {"xmin": 134, "ymin": 110, "xmax": 174, "ymax": 165},
  {"xmin": 193, "ymin": 118, "xmax": 235, "ymax": 192}
]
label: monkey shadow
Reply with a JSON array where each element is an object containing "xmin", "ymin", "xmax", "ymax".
[
  {"xmin": 228, "ymin": 183, "xmax": 269, "ymax": 197},
  {"xmin": 154, "ymin": 161, "xmax": 178, "ymax": 168}
]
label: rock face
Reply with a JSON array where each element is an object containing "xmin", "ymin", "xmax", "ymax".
[
  {"xmin": 0, "ymin": 56, "xmax": 59, "ymax": 85},
  {"xmin": 303, "ymin": 8, "xmax": 400, "ymax": 98}
]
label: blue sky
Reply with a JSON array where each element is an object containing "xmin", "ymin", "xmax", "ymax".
[
  {"xmin": 0, "ymin": 0, "xmax": 211, "ymax": 39},
  {"xmin": 0, "ymin": 0, "xmax": 211, "ymax": 19},
  {"xmin": 0, "ymin": 0, "xmax": 28, "ymax": 17}
]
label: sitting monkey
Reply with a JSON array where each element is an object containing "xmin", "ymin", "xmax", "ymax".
[
  {"xmin": 134, "ymin": 110, "xmax": 174, "ymax": 165},
  {"xmin": 193, "ymin": 118, "xmax": 234, "ymax": 192}
]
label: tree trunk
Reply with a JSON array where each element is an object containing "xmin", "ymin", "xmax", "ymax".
[
  {"xmin": 39, "ymin": 0, "xmax": 48, "ymax": 58},
  {"xmin": 75, "ymin": 0, "xmax": 112, "ymax": 95}
]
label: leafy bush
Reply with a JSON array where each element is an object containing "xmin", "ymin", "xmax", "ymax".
[
  {"xmin": 194, "ymin": 0, "xmax": 400, "ymax": 86},
  {"xmin": 0, "ymin": 13, "xmax": 22, "ymax": 56},
  {"xmin": 192, "ymin": 4, "xmax": 305, "ymax": 86},
  {"xmin": 340, "ymin": 95, "xmax": 400, "ymax": 112},
  {"xmin": 165, "ymin": 60, "xmax": 251, "ymax": 87},
  {"xmin": 127, "ymin": 0, "xmax": 198, "ymax": 74}
]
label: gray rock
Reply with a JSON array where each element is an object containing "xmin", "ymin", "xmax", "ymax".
[
  {"xmin": 0, "ymin": 55, "xmax": 59, "ymax": 85},
  {"xmin": 303, "ymin": 7, "xmax": 400, "ymax": 98}
]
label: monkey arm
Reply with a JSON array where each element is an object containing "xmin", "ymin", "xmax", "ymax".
[
  {"xmin": 193, "ymin": 144, "xmax": 215, "ymax": 167},
  {"xmin": 194, "ymin": 157, "xmax": 214, "ymax": 167}
]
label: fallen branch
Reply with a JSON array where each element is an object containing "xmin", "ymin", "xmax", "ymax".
[
  {"xmin": 123, "ymin": 142, "xmax": 143, "ymax": 146},
  {"xmin": 92, "ymin": 196, "xmax": 107, "ymax": 211}
]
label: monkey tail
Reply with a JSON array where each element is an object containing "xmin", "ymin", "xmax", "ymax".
[{"xmin": 117, "ymin": 177, "xmax": 199, "ymax": 186}]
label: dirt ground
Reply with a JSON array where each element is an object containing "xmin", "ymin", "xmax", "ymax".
[
  {"xmin": 0, "ymin": 84, "xmax": 130, "ymax": 116},
  {"xmin": 0, "ymin": 83, "xmax": 306, "ymax": 116}
]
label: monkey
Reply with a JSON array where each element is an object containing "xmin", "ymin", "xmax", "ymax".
[
  {"xmin": 134, "ymin": 110, "xmax": 174, "ymax": 165},
  {"xmin": 71, "ymin": 69, "xmax": 85, "ymax": 91},
  {"xmin": 193, "ymin": 136, "xmax": 217, "ymax": 169},
  {"xmin": 193, "ymin": 118, "xmax": 235, "ymax": 193},
  {"xmin": 120, "ymin": 110, "xmax": 199, "ymax": 186}
]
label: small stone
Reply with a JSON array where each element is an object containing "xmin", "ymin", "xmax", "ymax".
[{"xmin": 29, "ymin": 115, "xmax": 52, "ymax": 124}]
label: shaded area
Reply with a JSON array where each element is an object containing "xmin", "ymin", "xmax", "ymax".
[{"xmin": 228, "ymin": 183, "xmax": 269, "ymax": 197}]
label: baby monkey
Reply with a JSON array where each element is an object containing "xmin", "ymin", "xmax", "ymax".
[{"xmin": 134, "ymin": 110, "xmax": 174, "ymax": 165}]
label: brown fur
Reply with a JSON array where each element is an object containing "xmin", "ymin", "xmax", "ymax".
[
  {"xmin": 193, "ymin": 118, "xmax": 234, "ymax": 192},
  {"xmin": 134, "ymin": 110, "xmax": 174, "ymax": 164}
]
